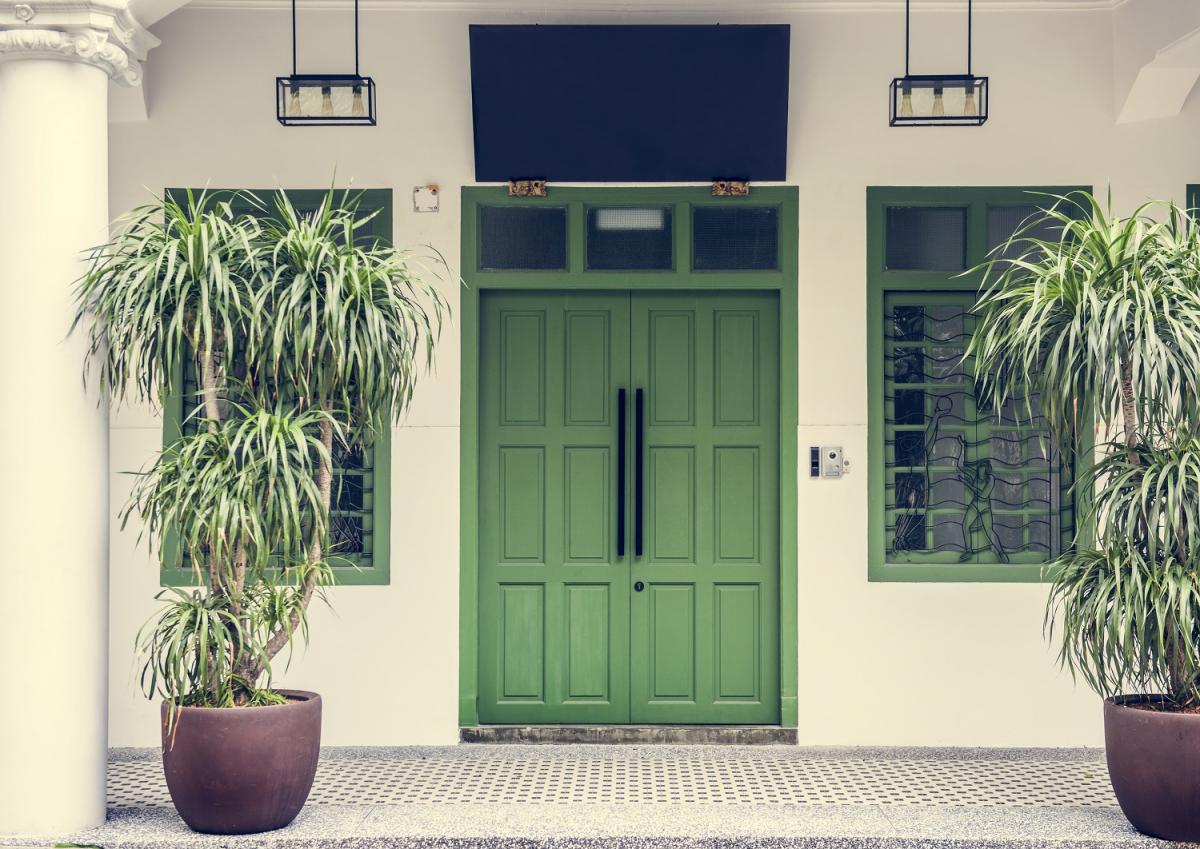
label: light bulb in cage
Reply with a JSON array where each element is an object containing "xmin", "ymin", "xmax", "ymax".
[{"xmin": 276, "ymin": 76, "xmax": 376, "ymax": 126}]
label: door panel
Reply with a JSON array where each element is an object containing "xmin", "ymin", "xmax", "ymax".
[
  {"xmin": 649, "ymin": 584, "xmax": 696, "ymax": 700},
  {"xmin": 479, "ymin": 290, "xmax": 779, "ymax": 725},
  {"xmin": 500, "ymin": 584, "xmax": 545, "ymax": 699},
  {"xmin": 479, "ymin": 292, "xmax": 632, "ymax": 723},
  {"xmin": 630, "ymin": 292, "xmax": 780, "ymax": 724}
]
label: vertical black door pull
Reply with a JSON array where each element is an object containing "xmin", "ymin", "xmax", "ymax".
[
  {"xmin": 635, "ymin": 388, "xmax": 645, "ymax": 557},
  {"xmin": 616, "ymin": 388, "xmax": 626, "ymax": 558}
]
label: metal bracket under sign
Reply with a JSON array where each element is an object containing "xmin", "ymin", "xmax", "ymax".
[
  {"xmin": 508, "ymin": 179, "xmax": 548, "ymax": 197},
  {"xmin": 712, "ymin": 180, "xmax": 751, "ymax": 197}
]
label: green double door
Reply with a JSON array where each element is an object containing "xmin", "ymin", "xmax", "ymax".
[{"xmin": 479, "ymin": 290, "xmax": 780, "ymax": 725}]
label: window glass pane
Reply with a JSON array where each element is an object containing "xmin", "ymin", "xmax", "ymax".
[
  {"xmin": 883, "ymin": 293, "xmax": 1073, "ymax": 565},
  {"xmin": 586, "ymin": 207, "xmax": 673, "ymax": 270},
  {"xmin": 885, "ymin": 207, "xmax": 966, "ymax": 271},
  {"xmin": 987, "ymin": 205, "xmax": 1062, "ymax": 264},
  {"xmin": 693, "ymin": 206, "xmax": 779, "ymax": 270},
  {"xmin": 479, "ymin": 206, "xmax": 567, "ymax": 270}
]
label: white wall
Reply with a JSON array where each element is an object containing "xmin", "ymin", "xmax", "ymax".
[
  {"xmin": 1112, "ymin": 0, "xmax": 1200, "ymax": 115},
  {"xmin": 107, "ymin": 2, "xmax": 1200, "ymax": 748}
]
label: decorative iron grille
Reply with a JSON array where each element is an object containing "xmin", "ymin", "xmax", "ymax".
[{"xmin": 883, "ymin": 293, "xmax": 1074, "ymax": 564}]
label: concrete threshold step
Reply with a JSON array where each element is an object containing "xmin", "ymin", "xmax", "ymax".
[{"xmin": 460, "ymin": 724, "xmax": 799, "ymax": 744}]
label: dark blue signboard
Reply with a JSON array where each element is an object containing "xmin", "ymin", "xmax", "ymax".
[{"xmin": 469, "ymin": 25, "xmax": 791, "ymax": 183}]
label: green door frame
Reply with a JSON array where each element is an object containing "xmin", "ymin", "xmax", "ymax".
[{"xmin": 459, "ymin": 185, "xmax": 800, "ymax": 727}]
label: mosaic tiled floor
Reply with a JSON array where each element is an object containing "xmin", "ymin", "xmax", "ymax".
[{"xmin": 108, "ymin": 746, "xmax": 1116, "ymax": 809}]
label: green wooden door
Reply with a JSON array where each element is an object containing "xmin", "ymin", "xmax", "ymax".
[
  {"xmin": 479, "ymin": 290, "xmax": 779, "ymax": 725},
  {"xmin": 630, "ymin": 292, "xmax": 780, "ymax": 723},
  {"xmin": 479, "ymin": 291, "xmax": 632, "ymax": 723}
]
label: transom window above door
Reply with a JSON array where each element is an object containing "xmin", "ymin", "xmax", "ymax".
[{"xmin": 472, "ymin": 194, "xmax": 784, "ymax": 276}]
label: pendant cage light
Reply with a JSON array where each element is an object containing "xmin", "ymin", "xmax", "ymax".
[
  {"xmin": 889, "ymin": 0, "xmax": 987, "ymax": 127},
  {"xmin": 276, "ymin": 0, "xmax": 376, "ymax": 126}
]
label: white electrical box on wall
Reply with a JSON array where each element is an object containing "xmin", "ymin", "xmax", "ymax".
[{"xmin": 413, "ymin": 185, "xmax": 440, "ymax": 213}]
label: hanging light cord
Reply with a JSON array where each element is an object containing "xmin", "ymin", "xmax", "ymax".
[
  {"xmin": 290, "ymin": 0, "xmax": 361, "ymax": 77},
  {"xmin": 905, "ymin": 0, "xmax": 974, "ymax": 77},
  {"xmin": 291, "ymin": 0, "xmax": 297, "ymax": 76},
  {"xmin": 904, "ymin": 0, "xmax": 910, "ymax": 77},
  {"xmin": 967, "ymin": 0, "xmax": 973, "ymax": 75}
]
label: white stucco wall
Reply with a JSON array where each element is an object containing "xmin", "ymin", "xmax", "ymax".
[{"xmin": 106, "ymin": 2, "xmax": 1200, "ymax": 749}]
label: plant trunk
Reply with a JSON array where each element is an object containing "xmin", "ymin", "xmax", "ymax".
[
  {"xmin": 198, "ymin": 342, "xmax": 232, "ymax": 701},
  {"xmin": 198, "ymin": 349, "xmax": 223, "ymax": 597},
  {"xmin": 257, "ymin": 416, "xmax": 333, "ymax": 671},
  {"xmin": 198, "ymin": 348, "xmax": 222, "ymax": 435},
  {"xmin": 1120, "ymin": 354, "xmax": 1138, "ymax": 457},
  {"xmin": 1167, "ymin": 628, "xmax": 1199, "ymax": 709},
  {"xmin": 229, "ymin": 542, "xmax": 252, "ymax": 703}
]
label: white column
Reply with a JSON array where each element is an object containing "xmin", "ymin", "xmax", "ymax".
[{"xmin": 0, "ymin": 5, "xmax": 154, "ymax": 837}]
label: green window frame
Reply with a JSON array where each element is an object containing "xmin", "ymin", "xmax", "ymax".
[
  {"xmin": 1188, "ymin": 184, "xmax": 1199, "ymax": 215},
  {"xmin": 159, "ymin": 188, "xmax": 393, "ymax": 587},
  {"xmin": 867, "ymin": 186, "xmax": 1088, "ymax": 582}
]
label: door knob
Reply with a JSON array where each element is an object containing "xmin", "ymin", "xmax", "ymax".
[{"xmin": 634, "ymin": 581, "xmax": 645, "ymax": 592}]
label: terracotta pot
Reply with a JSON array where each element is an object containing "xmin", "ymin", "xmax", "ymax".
[
  {"xmin": 1104, "ymin": 694, "xmax": 1200, "ymax": 842},
  {"xmin": 160, "ymin": 690, "xmax": 322, "ymax": 835}
]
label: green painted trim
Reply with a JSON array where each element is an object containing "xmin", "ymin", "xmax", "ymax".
[
  {"xmin": 1189, "ymin": 185, "xmax": 1200, "ymax": 215},
  {"xmin": 866, "ymin": 185, "xmax": 1090, "ymax": 583},
  {"xmin": 776, "ymin": 194, "xmax": 799, "ymax": 728},
  {"xmin": 459, "ymin": 185, "xmax": 800, "ymax": 728},
  {"xmin": 458, "ymin": 192, "xmax": 482, "ymax": 726},
  {"xmin": 159, "ymin": 187, "xmax": 394, "ymax": 588}
]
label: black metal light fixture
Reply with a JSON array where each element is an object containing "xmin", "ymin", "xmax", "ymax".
[
  {"xmin": 889, "ymin": 0, "xmax": 987, "ymax": 127},
  {"xmin": 276, "ymin": 0, "xmax": 376, "ymax": 126}
]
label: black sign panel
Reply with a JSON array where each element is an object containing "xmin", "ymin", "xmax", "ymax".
[{"xmin": 469, "ymin": 25, "xmax": 791, "ymax": 183}]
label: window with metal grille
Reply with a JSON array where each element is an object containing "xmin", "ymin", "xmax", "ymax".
[
  {"xmin": 868, "ymin": 186, "xmax": 1086, "ymax": 582},
  {"xmin": 161, "ymin": 188, "xmax": 393, "ymax": 587},
  {"xmin": 173, "ymin": 358, "xmax": 384, "ymax": 577},
  {"xmin": 884, "ymin": 292, "xmax": 1074, "ymax": 566}
]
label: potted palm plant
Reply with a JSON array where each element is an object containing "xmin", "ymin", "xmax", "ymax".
[
  {"xmin": 969, "ymin": 191, "xmax": 1200, "ymax": 841},
  {"xmin": 73, "ymin": 188, "xmax": 446, "ymax": 835}
]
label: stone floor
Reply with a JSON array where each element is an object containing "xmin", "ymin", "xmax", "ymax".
[{"xmin": 4, "ymin": 745, "xmax": 1183, "ymax": 848}]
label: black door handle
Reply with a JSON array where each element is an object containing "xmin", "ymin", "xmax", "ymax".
[
  {"xmin": 616, "ymin": 388, "xmax": 626, "ymax": 558},
  {"xmin": 635, "ymin": 388, "xmax": 644, "ymax": 557}
]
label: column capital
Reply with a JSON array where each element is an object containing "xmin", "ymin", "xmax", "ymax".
[{"xmin": 0, "ymin": 1, "xmax": 160, "ymax": 86}]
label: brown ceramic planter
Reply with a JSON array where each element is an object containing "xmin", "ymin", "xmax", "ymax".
[
  {"xmin": 160, "ymin": 690, "xmax": 321, "ymax": 835},
  {"xmin": 1104, "ymin": 694, "xmax": 1200, "ymax": 842}
]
